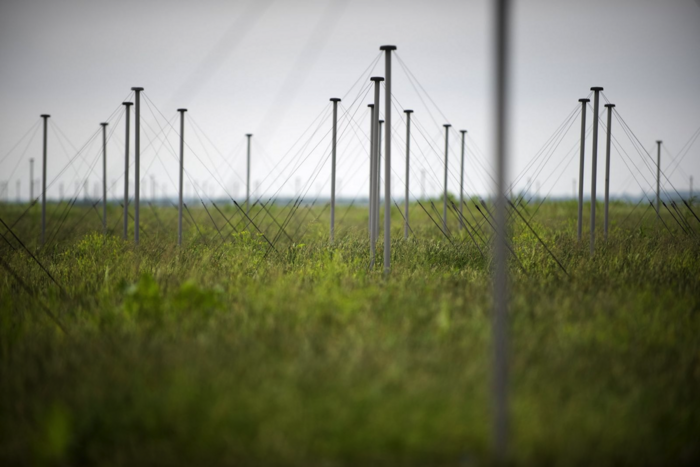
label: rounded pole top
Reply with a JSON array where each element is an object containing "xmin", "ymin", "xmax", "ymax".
[
  {"xmin": 246, "ymin": 133, "xmax": 253, "ymax": 137},
  {"xmin": 370, "ymin": 76, "xmax": 385, "ymax": 82},
  {"xmin": 656, "ymin": 140, "xmax": 662, "ymax": 144},
  {"xmin": 122, "ymin": 102, "xmax": 133, "ymax": 106},
  {"xmin": 404, "ymin": 109, "xmax": 413, "ymax": 114},
  {"xmin": 379, "ymin": 45, "xmax": 397, "ymax": 51},
  {"xmin": 40, "ymin": 114, "xmax": 50, "ymax": 118},
  {"xmin": 604, "ymin": 104, "xmax": 615, "ymax": 108},
  {"xmin": 131, "ymin": 87, "xmax": 144, "ymax": 91},
  {"xmin": 590, "ymin": 86, "xmax": 604, "ymax": 91},
  {"xmin": 443, "ymin": 124, "xmax": 452, "ymax": 128},
  {"xmin": 460, "ymin": 129, "xmax": 467, "ymax": 134},
  {"xmin": 100, "ymin": 122, "xmax": 108, "ymax": 126},
  {"xmin": 177, "ymin": 108, "xmax": 187, "ymax": 112},
  {"xmin": 578, "ymin": 98, "xmax": 590, "ymax": 103},
  {"xmin": 330, "ymin": 98, "xmax": 341, "ymax": 102}
]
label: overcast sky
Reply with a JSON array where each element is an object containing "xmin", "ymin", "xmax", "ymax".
[{"xmin": 1, "ymin": 0, "xmax": 698, "ymax": 202}]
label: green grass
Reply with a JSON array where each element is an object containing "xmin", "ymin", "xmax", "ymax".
[{"xmin": 1, "ymin": 199, "xmax": 699, "ymax": 466}]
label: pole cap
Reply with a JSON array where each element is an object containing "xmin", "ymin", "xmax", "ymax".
[
  {"xmin": 40, "ymin": 114, "xmax": 50, "ymax": 118},
  {"xmin": 604, "ymin": 104, "xmax": 615, "ymax": 108},
  {"xmin": 100, "ymin": 122, "xmax": 108, "ymax": 126},
  {"xmin": 122, "ymin": 102, "xmax": 133, "ymax": 106},
  {"xmin": 368, "ymin": 103, "xmax": 374, "ymax": 108},
  {"xmin": 460, "ymin": 129, "xmax": 467, "ymax": 134},
  {"xmin": 131, "ymin": 87, "xmax": 144, "ymax": 91},
  {"xmin": 443, "ymin": 124, "xmax": 452, "ymax": 128},
  {"xmin": 370, "ymin": 76, "xmax": 385, "ymax": 82},
  {"xmin": 177, "ymin": 108, "xmax": 187, "ymax": 112},
  {"xmin": 404, "ymin": 109, "xmax": 413, "ymax": 114},
  {"xmin": 330, "ymin": 98, "xmax": 341, "ymax": 102},
  {"xmin": 578, "ymin": 98, "xmax": 590, "ymax": 103},
  {"xmin": 246, "ymin": 133, "xmax": 253, "ymax": 137},
  {"xmin": 379, "ymin": 120, "xmax": 384, "ymax": 124},
  {"xmin": 379, "ymin": 45, "xmax": 397, "ymax": 51},
  {"xmin": 656, "ymin": 140, "xmax": 662, "ymax": 144},
  {"xmin": 590, "ymin": 86, "xmax": 604, "ymax": 91}
]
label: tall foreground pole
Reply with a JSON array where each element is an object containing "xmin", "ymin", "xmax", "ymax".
[
  {"xmin": 443, "ymin": 124, "xmax": 451, "ymax": 233},
  {"xmin": 330, "ymin": 98, "xmax": 341, "ymax": 243},
  {"xmin": 40, "ymin": 114, "xmax": 50, "ymax": 245},
  {"xmin": 404, "ymin": 109, "xmax": 413, "ymax": 239},
  {"xmin": 656, "ymin": 140, "xmax": 662, "ymax": 220},
  {"xmin": 492, "ymin": 0, "xmax": 510, "ymax": 460},
  {"xmin": 459, "ymin": 129, "xmax": 467, "ymax": 231},
  {"xmin": 376, "ymin": 120, "xmax": 383, "ymax": 243},
  {"xmin": 577, "ymin": 98, "xmax": 589, "ymax": 241},
  {"xmin": 101, "ymin": 122, "xmax": 108, "ymax": 234},
  {"xmin": 122, "ymin": 102, "xmax": 132, "ymax": 240},
  {"xmin": 589, "ymin": 87, "xmax": 603, "ymax": 256},
  {"xmin": 131, "ymin": 87, "xmax": 144, "ymax": 245},
  {"xmin": 178, "ymin": 109, "xmax": 187, "ymax": 246},
  {"xmin": 246, "ymin": 134, "xmax": 252, "ymax": 215},
  {"xmin": 380, "ymin": 45, "xmax": 396, "ymax": 274},
  {"xmin": 603, "ymin": 104, "xmax": 615, "ymax": 240}
]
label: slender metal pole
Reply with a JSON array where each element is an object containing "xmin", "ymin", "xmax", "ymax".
[
  {"xmin": 131, "ymin": 87, "xmax": 144, "ymax": 245},
  {"xmin": 376, "ymin": 120, "xmax": 383, "ymax": 243},
  {"xmin": 16, "ymin": 180, "xmax": 20, "ymax": 203},
  {"xmin": 40, "ymin": 114, "xmax": 49, "ymax": 245},
  {"xmin": 691, "ymin": 176, "xmax": 694, "ymax": 203},
  {"xmin": 370, "ymin": 77, "xmax": 383, "ymax": 265},
  {"xmin": 589, "ymin": 87, "xmax": 603, "ymax": 256},
  {"xmin": 29, "ymin": 158, "xmax": 34, "ymax": 202},
  {"xmin": 380, "ymin": 45, "xmax": 396, "ymax": 275},
  {"xmin": 603, "ymin": 103, "xmax": 615, "ymax": 240},
  {"xmin": 246, "ymin": 133, "xmax": 252, "ymax": 215},
  {"xmin": 421, "ymin": 169, "xmax": 426, "ymax": 200},
  {"xmin": 100, "ymin": 122, "xmax": 108, "ymax": 234},
  {"xmin": 577, "ymin": 98, "xmax": 589, "ymax": 242},
  {"xmin": 459, "ymin": 129, "xmax": 467, "ymax": 231},
  {"xmin": 330, "ymin": 98, "xmax": 341, "ymax": 244},
  {"xmin": 122, "ymin": 102, "xmax": 132, "ymax": 240},
  {"xmin": 178, "ymin": 109, "xmax": 187, "ymax": 246},
  {"xmin": 404, "ymin": 109, "xmax": 413, "ymax": 239},
  {"xmin": 368, "ymin": 103, "xmax": 375, "ymax": 243},
  {"xmin": 443, "ymin": 124, "xmax": 451, "ymax": 233},
  {"xmin": 493, "ymin": 0, "xmax": 510, "ymax": 460},
  {"xmin": 656, "ymin": 140, "xmax": 662, "ymax": 220}
]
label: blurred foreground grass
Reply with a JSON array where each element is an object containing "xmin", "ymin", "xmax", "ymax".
[{"xmin": 0, "ymin": 200, "xmax": 699, "ymax": 466}]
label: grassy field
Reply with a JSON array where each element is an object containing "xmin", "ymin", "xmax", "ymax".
[{"xmin": 1, "ymin": 199, "xmax": 699, "ymax": 466}]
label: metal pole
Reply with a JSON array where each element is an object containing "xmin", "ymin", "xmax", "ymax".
[
  {"xmin": 656, "ymin": 140, "xmax": 662, "ymax": 220},
  {"xmin": 29, "ymin": 158, "xmax": 34, "ymax": 202},
  {"xmin": 131, "ymin": 87, "xmax": 143, "ymax": 245},
  {"xmin": 122, "ymin": 102, "xmax": 132, "ymax": 240},
  {"xmin": 246, "ymin": 133, "xmax": 252, "ymax": 215},
  {"xmin": 370, "ymin": 77, "xmax": 383, "ymax": 264},
  {"xmin": 492, "ymin": 0, "xmax": 510, "ymax": 460},
  {"xmin": 603, "ymin": 103, "xmax": 615, "ymax": 240},
  {"xmin": 380, "ymin": 45, "xmax": 396, "ymax": 275},
  {"xmin": 459, "ymin": 129, "xmax": 467, "ymax": 231},
  {"xmin": 368, "ymin": 103, "xmax": 375, "ymax": 244},
  {"xmin": 589, "ymin": 87, "xmax": 603, "ymax": 256},
  {"xmin": 16, "ymin": 180, "xmax": 20, "ymax": 203},
  {"xmin": 178, "ymin": 108, "xmax": 187, "ymax": 246},
  {"xmin": 404, "ymin": 109, "xmax": 413, "ymax": 239},
  {"xmin": 376, "ymin": 120, "xmax": 383, "ymax": 243},
  {"xmin": 691, "ymin": 176, "xmax": 694, "ymax": 203},
  {"xmin": 330, "ymin": 98, "xmax": 341, "ymax": 244},
  {"xmin": 421, "ymin": 169, "xmax": 426, "ymax": 200},
  {"xmin": 577, "ymin": 98, "xmax": 589, "ymax": 242},
  {"xmin": 443, "ymin": 124, "xmax": 451, "ymax": 233},
  {"xmin": 40, "ymin": 114, "xmax": 49, "ymax": 245},
  {"xmin": 100, "ymin": 122, "xmax": 108, "ymax": 234}
]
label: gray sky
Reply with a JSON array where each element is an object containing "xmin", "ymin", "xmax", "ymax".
[{"xmin": 1, "ymin": 0, "xmax": 698, "ymax": 202}]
